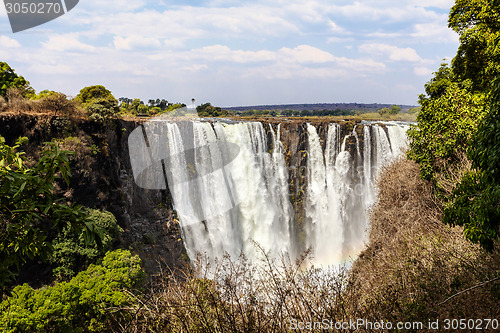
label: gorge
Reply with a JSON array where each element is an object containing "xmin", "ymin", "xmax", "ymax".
[
  {"xmin": 0, "ymin": 114, "xmax": 409, "ymax": 271},
  {"xmin": 129, "ymin": 117, "xmax": 409, "ymax": 267}
]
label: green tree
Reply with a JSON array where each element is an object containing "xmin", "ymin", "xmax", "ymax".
[
  {"xmin": 0, "ymin": 62, "xmax": 34, "ymax": 99},
  {"xmin": 50, "ymin": 209, "xmax": 123, "ymax": 280},
  {"xmin": 389, "ymin": 104, "xmax": 401, "ymax": 115},
  {"xmin": 443, "ymin": 69, "xmax": 500, "ymax": 251},
  {"xmin": 408, "ymin": 82, "xmax": 487, "ymax": 182},
  {"xmin": 0, "ymin": 137, "xmax": 101, "ymax": 289},
  {"xmin": 378, "ymin": 107, "xmax": 390, "ymax": 116},
  {"xmin": 0, "ymin": 249, "xmax": 145, "ymax": 332},
  {"xmin": 448, "ymin": 0, "xmax": 500, "ymax": 93},
  {"xmin": 137, "ymin": 103, "xmax": 148, "ymax": 115},
  {"xmin": 76, "ymin": 85, "xmax": 119, "ymax": 121},
  {"xmin": 408, "ymin": 0, "xmax": 500, "ymax": 250},
  {"xmin": 75, "ymin": 85, "xmax": 116, "ymax": 105},
  {"xmin": 196, "ymin": 103, "xmax": 230, "ymax": 117},
  {"xmin": 422, "ymin": 62, "xmax": 453, "ymax": 99},
  {"xmin": 408, "ymin": 107, "xmax": 421, "ymax": 114}
]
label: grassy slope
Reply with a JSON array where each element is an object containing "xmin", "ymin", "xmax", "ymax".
[{"xmin": 349, "ymin": 158, "xmax": 500, "ymax": 324}]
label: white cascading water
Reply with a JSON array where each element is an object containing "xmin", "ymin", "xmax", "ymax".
[
  {"xmin": 164, "ymin": 121, "xmax": 294, "ymax": 262},
  {"xmin": 303, "ymin": 122, "xmax": 408, "ymax": 266},
  {"xmin": 158, "ymin": 120, "xmax": 409, "ymax": 266}
]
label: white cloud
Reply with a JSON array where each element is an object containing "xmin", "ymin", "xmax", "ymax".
[
  {"xmin": 29, "ymin": 64, "xmax": 73, "ymax": 75},
  {"xmin": 408, "ymin": 0, "xmax": 454, "ymax": 9},
  {"xmin": 412, "ymin": 22, "xmax": 458, "ymax": 43},
  {"xmin": 2, "ymin": 0, "xmax": 461, "ymax": 106},
  {"xmin": 359, "ymin": 43, "xmax": 423, "ymax": 62},
  {"xmin": 113, "ymin": 35, "xmax": 162, "ymax": 50},
  {"xmin": 42, "ymin": 35, "xmax": 96, "ymax": 52},
  {"xmin": 0, "ymin": 35, "xmax": 21, "ymax": 48},
  {"xmin": 328, "ymin": 21, "xmax": 346, "ymax": 34},
  {"xmin": 414, "ymin": 66, "xmax": 433, "ymax": 76},
  {"xmin": 80, "ymin": 0, "xmax": 147, "ymax": 12},
  {"xmin": 195, "ymin": 45, "xmax": 276, "ymax": 63},
  {"xmin": 279, "ymin": 45, "xmax": 336, "ymax": 63}
]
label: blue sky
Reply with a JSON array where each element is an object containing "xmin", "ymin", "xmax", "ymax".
[{"xmin": 1, "ymin": 0, "xmax": 459, "ymax": 107}]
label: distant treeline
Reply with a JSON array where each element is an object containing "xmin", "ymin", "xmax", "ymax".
[
  {"xmin": 225, "ymin": 102, "xmax": 416, "ymax": 113},
  {"xmin": 231, "ymin": 108, "xmax": 355, "ymax": 117}
]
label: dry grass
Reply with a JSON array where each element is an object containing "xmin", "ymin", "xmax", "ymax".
[
  {"xmin": 349, "ymin": 158, "xmax": 500, "ymax": 324},
  {"xmin": 122, "ymin": 247, "xmax": 355, "ymax": 332},
  {"xmin": 342, "ymin": 112, "xmax": 417, "ymax": 122},
  {"xmin": 2, "ymin": 88, "xmax": 84, "ymax": 118},
  {"xmin": 114, "ymin": 158, "xmax": 499, "ymax": 332},
  {"xmin": 0, "ymin": 96, "xmax": 7, "ymax": 112}
]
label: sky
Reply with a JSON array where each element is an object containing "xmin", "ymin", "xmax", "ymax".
[{"xmin": 0, "ymin": 0, "xmax": 460, "ymax": 107}]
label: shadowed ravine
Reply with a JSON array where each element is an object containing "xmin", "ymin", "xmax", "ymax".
[{"xmin": 132, "ymin": 119, "xmax": 410, "ymax": 267}]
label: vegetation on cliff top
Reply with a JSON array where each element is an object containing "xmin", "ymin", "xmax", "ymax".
[
  {"xmin": 0, "ymin": 0, "xmax": 498, "ymax": 331},
  {"xmin": 408, "ymin": 0, "xmax": 500, "ymax": 250}
]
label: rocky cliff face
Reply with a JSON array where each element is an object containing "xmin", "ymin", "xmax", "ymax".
[{"xmin": 0, "ymin": 114, "xmax": 365, "ymax": 275}]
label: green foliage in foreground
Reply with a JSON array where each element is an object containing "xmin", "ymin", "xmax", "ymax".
[
  {"xmin": 0, "ymin": 136, "xmax": 101, "ymax": 289},
  {"xmin": 444, "ymin": 79, "xmax": 500, "ymax": 250},
  {"xmin": 50, "ymin": 209, "xmax": 123, "ymax": 280},
  {"xmin": 408, "ymin": 0, "xmax": 500, "ymax": 250},
  {"xmin": 407, "ymin": 79, "xmax": 487, "ymax": 183},
  {"xmin": 0, "ymin": 250, "xmax": 145, "ymax": 332}
]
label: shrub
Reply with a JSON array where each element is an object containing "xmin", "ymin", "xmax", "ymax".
[
  {"xmin": 127, "ymin": 249, "xmax": 353, "ymax": 332},
  {"xmin": 5, "ymin": 88, "xmax": 32, "ymax": 113},
  {"xmin": 0, "ymin": 96, "xmax": 7, "ymax": 112},
  {"xmin": 0, "ymin": 136, "xmax": 96, "ymax": 290},
  {"xmin": 85, "ymin": 98, "xmax": 119, "ymax": 122},
  {"xmin": 407, "ymin": 82, "xmax": 487, "ymax": 187},
  {"xmin": 32, "ymin": 92, "xmax": 83, "ymax": 117},
  {"xmin": 50, "ymin": 209, "xmax": 123, "ymax": 280},
  {"xmin": 349, "ymin": 158, "xmax": 500, "ymax": 323},
  {"xmin": 0, "ymin": 250, "xmax": 145, "ymax": 332},
  {"xmin": 54, "ymin": 135, "xmax": 96, "ymax": 179}
]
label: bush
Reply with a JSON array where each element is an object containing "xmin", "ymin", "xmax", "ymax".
[
  {"xmin": 85, "ymin": 98, "xmax": 119, "ymax": 122},
  {"xmin": 0, "ymin": 96, "xmax": 7, "ymax": 112},
  {"xmin": 54, "ymin": 135, "xmax": 98, "ymax": 179},
  {"xmin": 0, "ymin": 250, "xmax": 145, "ymax": 332},
  {"xmin": 50, "ymin": 209, "xmax": 123, "ymax": 280},
  {"xmin": 32, "ymin": 92, "xmax": 83, "ymax": 117},
  {"xmin": 127, "ymin": 249, "xmax": 353, "ymax": 332},
  {"xmin": 5, "ymin": 88, "xmax": 32, "ymax": 113},
  {"xmin": 407, "ymin": 82, "xmax": 487, "ymax": 186},
  {"xmin": 0, "ymin": 137, "xmax": 95, "ymax": 290}
]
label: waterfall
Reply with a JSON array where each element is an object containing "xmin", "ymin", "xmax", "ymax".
[
  {"xmin": 162, "ymin": 121, "xmax": 293, "ymax": 262},
  {"xmin": 305, "ymin": 123, "xmax": 345, "ymax": 265},
  {"xmin": 129, "ymin": 120, "xmax": 409, "ymax": 267}
]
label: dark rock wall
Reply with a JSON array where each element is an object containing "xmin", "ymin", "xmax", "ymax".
[
  {"xmin": 0, "ymin": 114, "xmax": 366, "ymax": 275},
  {"xmin": 0, "ymin": 114, "xmax": 186, "ymax": 277}
]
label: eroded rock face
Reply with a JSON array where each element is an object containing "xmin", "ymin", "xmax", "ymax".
[
  {"xmin": 0, "ymin": 114, "xmax": 367, "ymax": 276},
  {"xmin": 0, "ymin": 114, "xmax": 186, "ymax": 278}
]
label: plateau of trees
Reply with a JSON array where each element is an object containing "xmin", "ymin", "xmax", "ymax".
[
  {"xmin": 378, "ymin": 104, "xmax": 401, "ymax": 116},
  {"xmin": 408, "ymin": 0, "xmax": 500, "ymax": 250},
  {"xmin": 0, "ymin": 64, "xmax": 188, "ymax": 120},
  {"xmin": 118, "ymin": 97, "xmax": 185, "ymax": 116},
  {"xmin": 234, "ymin": 108, "xmax": 355, "ymax": 117}
]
